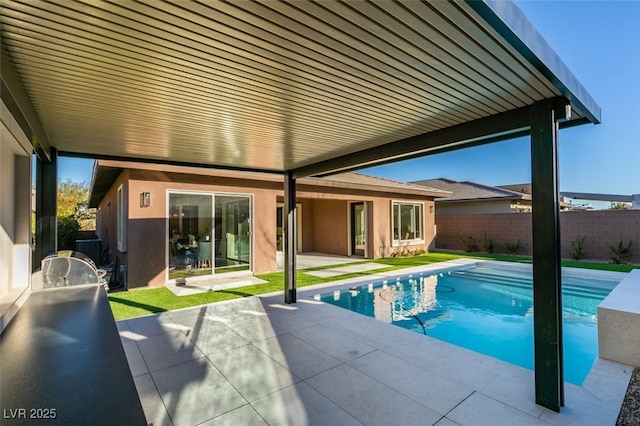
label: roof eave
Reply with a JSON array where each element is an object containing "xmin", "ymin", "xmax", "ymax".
[{"xmin": 436, "ymin": 195, "xmax": 530, "ymax": 203}]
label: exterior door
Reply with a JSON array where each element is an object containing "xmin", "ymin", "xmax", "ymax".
[
  {"xmin": 350, "ymin": 202, "xmax": 366, "ymax": 256},
  {"xmin": 168, "ymin": 193, "xmax": 213, "ymax": 281},
  {"xmin": 168, "ymin": 192, "xmax": 252, "ymax": 282},
  {"xmin": 215, "ymin": 195, "xmax": 251, "ymax": 273}
]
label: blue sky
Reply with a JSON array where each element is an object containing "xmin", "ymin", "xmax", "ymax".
[{"xmin": 60, "ymin": 1, "xmax": 639, "ymax": 201}]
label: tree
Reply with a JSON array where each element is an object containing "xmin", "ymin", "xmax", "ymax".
[
  {"xmin": 609, "ymin": 202, "xmax": 629, "ymax": 210},
  {"xmin": 57, "ymin": 179, "xmax": 96, "ymax": 231}
]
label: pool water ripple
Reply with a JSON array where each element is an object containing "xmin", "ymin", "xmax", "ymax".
[{"xmin": 321, "ymin": 265, "xmax": 620, "ymax": 385}]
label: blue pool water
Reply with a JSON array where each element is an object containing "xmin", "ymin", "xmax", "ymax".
[{"xmin": 320, "ymin": 265, "xmax": 620, "ymax": 385}]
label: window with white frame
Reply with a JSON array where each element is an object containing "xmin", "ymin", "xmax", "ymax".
[
  {"xmin": 392, "ymin": 202, "xmax": 423, "ymax": 244},
  {"xmin": 117, "ymin": 184, "xmax": 127, "ymax": 252}
]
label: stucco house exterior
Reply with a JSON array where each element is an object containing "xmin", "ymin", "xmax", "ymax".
[{"xmin": 89, "ymin": 160, "xmax": 447, "ymax": 288}]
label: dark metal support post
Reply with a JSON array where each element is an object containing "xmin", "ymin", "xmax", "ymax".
[
  {"xmin": 35, "ymin": 147, "xmax": 57, "ymax": 268},
  {"xmin": 284, "ymin": 171, "xmax": 297, "ymax": 304},
  {"xmin": 530, "ymin": 102, "xmax": 565, "ymax": 412}
]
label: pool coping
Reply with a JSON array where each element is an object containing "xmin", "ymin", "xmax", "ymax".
[
  {"xmin": 289, "ymin": 259, "xmax": 633, "ymax": 402},
  {"xmin": 295, "ymin": 258, "xmax": 628, "ymax": 299},
  {"xmin": 597, "ymin": 269, "xmax": 640, "ymax": 367}
]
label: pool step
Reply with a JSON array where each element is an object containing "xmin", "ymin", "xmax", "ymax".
[{"xmin": 449, "ymin": 270, "xmax": 610, "ymax": 299}]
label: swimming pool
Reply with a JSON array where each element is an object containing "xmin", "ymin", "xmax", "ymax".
[{"xmin": 319, "ymin": 264, "xmax": 621, "ymax": 385}]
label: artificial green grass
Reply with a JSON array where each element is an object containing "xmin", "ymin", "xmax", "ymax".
[{"xmin": 109, "ymin": 251, "xmax": 637, "ymax": 320}]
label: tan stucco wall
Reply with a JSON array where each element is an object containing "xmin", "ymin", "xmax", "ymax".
[
  {"xmin": 370, "ymin": 198, "xmax": 436, "ymax": 258},
  {"xmin": 96, "ymin": 170, "xmax": 130, "ymax": 271},
  {"xmin": 122, "ymin": 170, "xmax": 279, "ymax": 287},
  {"xmin": 310, "ymin": 199, "xmax": 349, "ymax": 256},
  {"xmin": 97, "ymin": 170, "xmax": 437, "ymax": 288}
]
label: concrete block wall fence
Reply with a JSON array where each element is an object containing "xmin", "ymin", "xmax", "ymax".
[{"xmin": 435, "ymin": 210, "xmax": 640, "ymax": 264}]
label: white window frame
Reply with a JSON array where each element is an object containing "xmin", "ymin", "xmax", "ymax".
[
  {"xmin": 391, "ymin": 201, "xmax": 425, "ymax": 247},
  {"xmin": 117, "ymin": 184, "xmax": 127, "ymax": 252}
]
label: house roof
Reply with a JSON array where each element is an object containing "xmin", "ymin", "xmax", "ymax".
[
  {"xmin": 89, "ymin": 160, "xmax": 448, "ymax": 207},
  {"xmin": 310, "ymin": 172, "xmax": 449, "ymax": 197},
  {"xmin": 2, "ymin": 0, "xmax": 599, "ymax": 178},
  {"xmin": 410, "ymin": 178, "xmax": 529, "ymax": 203}
]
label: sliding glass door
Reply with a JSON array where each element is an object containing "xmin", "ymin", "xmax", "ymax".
[
  {"xmin": 215, "ymin": 195, "xmax": 251, "ymax": 273},
  {"xmin": 168, "ymin": 192, "xmax": 251, "ymax": 281},
  {"xmin": 168, "ymin": 193, "xmax": 213, "ymax": 281}
]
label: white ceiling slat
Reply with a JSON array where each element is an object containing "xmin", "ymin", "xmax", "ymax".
[
  {"xmin": 285, "ymin": 0, "xmax": 508, "ymax": 114},
  {"xmin": 0, "ymin": 0, "xmax": 595, "ymax": 172},
  {"xmin": 367, "ymin": 0, "xmax": 533, "ymax": 108},
  {"xmin": 456, "ymin": 2, "xmax": 561, "ymax": 98},
  {"xmin": 1, "ymin": 1, "xmax": 450, "ymax": 135},
  {"xmin": 219, "ymin": 0, "xmax": 481, "ymax": 121},
  {"xmin": 9, "ymin": 41, "xmax": 416, "ymax": 143},
  {"xmin": 427, "ymin": 1, "xmax": 559, "ymax": 99},
  {"xmin": 156, "ymin": 0, "xmax": 452, "ymax": 124},
  {"xmin": 321, "ymin": 0, "xmax": 519, "ymax": 111},
  {"xmin": 2, "ymin": 13, "xmax": 440, "ymax": 138},
  {"xmin": 15, "ymin": 53, "xmax": 430, "ymax": 155},
  {"xmin": 58, "ymin": 0, "xmax": 461, "ymax": 124},
  {"xmin": 4, "ymin": 27, "xmax": 432, "ymax": 135}
]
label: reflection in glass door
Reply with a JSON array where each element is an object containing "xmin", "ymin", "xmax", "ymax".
[
  {"xmin": 168, "ymin": 193, "xmax": 213, "ymax": 281},
  {"xmin": 215, "ymin": 195, "xmax": 251, "ymax": 273},
  {"xmin": 168, "ymin": 192, "xmax": 252, "ymax": 281}
]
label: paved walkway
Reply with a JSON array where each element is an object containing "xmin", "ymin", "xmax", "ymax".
[
  {"xmin": 168, "ymin": 276, "xmax": 268, "ymax": 296},
  {"xmin": 119, "ymin": 260, "xmax": 631, "ymax": 426},
  {"xmin": 276, "ymin": 252, "xmax": 365, "ymax": 271},
  {"xmin": 304, "ymin": 262, "xmax": 388, "ymax": 278}
]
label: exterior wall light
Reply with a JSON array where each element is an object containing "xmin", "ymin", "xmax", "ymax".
[{"xmin": 140, "ymin": 191, "xmax": 151, "ymax": 207}]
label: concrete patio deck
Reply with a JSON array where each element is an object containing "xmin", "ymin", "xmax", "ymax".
[
  {"xmin": 276, "ymin": 252, "xmax": 365, "ymax": 271},
  {"xmin": 118, "ymin": 261, "xmax": 632, "ymax": 426}
]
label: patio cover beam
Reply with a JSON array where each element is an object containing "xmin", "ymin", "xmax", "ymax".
[
  {"xmin": 293, "ymin": 98, "xmax": 567, "ymax": 179},
  {"xmin": 34, "ymin": 147, "xmax": 58, "ymax": 267},
  {"xmin": 530, "ymin": 99, "xmax": 568, "ymax": 412},
  {"xmin": 0, "ymin": 40, "xmax": 50, "ymax": 160},
  {"xmin": 284, "ymin": 171, "xmax": 297, "ymax": 304}
]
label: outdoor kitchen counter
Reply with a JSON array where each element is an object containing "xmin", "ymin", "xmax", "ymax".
[{"xmin": 0, "ymin": 285, "xmax": 147, "ymax": 425}]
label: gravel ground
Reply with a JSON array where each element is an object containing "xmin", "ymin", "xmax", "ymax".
[{"xmin": 617, "ymin": 367, "xmax": 640, "ymax": 426}]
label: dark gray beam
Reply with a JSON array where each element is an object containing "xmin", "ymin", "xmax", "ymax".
[
  {"xmin": 284, "ymin": 171, "xmax": 297, "ymax": 304},
  {"xmin": 530, "ymin": 100, "xmax": 565, "ymax": 412},
  {"xmin": 35, "ymin": 147, "xmax": 58, "ymax": 267},
  {"xmin": 467, "ymin": 1, "xmax": 601, "ymax": 124},
  {"xmin": 293, "ymin": 99, "xmax": 569, "ymax": 179},
  {"xmin": 61, "ymin": 151, "xmax": 284, "ymax": 177},
  {"xmin": 1, "ymin": 39, "xmax": 51, "ymax": 160}
]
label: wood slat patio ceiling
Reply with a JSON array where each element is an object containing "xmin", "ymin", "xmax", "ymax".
[{"xmin": 0, "ymin": 0, "xmax": 595, "ymax": 173}]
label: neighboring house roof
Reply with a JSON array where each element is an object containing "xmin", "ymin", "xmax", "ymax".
[
  {"xmin": 89, "ymin": 160, "xmax": 449, "ymax": 207},
  {"xmin": 410, "ymin": 178, "xmax": 530, "ymax": 203},
  {"xmin": 497, "ymin": 183, "xmax": 532, "ymax": 195}
]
